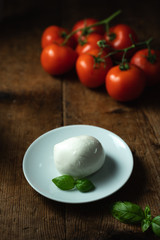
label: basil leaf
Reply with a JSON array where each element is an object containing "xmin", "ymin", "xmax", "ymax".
[
  {"xmin": 151, "ymin": 216, "xmax": 160, "ymax": 237},
  {"xmin": 144, "ymin": 206, "xmax": 151, "ymax": 220},
  {"xmin": 52, "ymin": 175, "xmax": 75, "ymax": 190},
  {"xmin": 141, "ymin": 219, "xmax": 151, "ymax": 232},
  {"xmin": 111, "ymin": 201, "xmax": 145, "ymax": 224},
  {"xmin": 75, "ymin": 179, "xmax": 95, "ymax": 192},
  {"xmin": 141, "ymin": 206, "xmax": 152, "ymax": 232}
]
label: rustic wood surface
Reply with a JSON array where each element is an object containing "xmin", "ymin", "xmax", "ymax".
[{"xmin": 0, "ymin": 0, "xmax": 160, "ymax": 239}]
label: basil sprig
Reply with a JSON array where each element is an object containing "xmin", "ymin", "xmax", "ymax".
[
  {"xmin": 111, "ymin": 201, "xmax": 144, "ymax": 223},
  {"xmin": 152, "ymin": 216, "xmax": 160, "ymax": 237},
  {"xmin": 52, "ymin": 175, "xmax": 95, "ymax": 193},
  {"xmin": 52, "ymin": 175, "xmax": 75, "ymax": 190},
  {"xmin": 111, "ymin": 201, "xmax": 160, "ymax": 237},
  {"xmin": 141, "ymin": 206, "xmax": 152, "ymax": 232},
  {"xmin": 75, "ymin": 178, "xmax": 95, "ymax": 192}
]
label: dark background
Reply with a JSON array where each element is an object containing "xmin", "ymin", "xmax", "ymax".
[{"xmin": 0, "ymin": 0, "xmax": 160, "ymax": 47}]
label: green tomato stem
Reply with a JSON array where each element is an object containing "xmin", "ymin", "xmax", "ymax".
[
  {"xmin": 101, "ymin": 37, "xmax": 153, "ymax": 70},
  {"xmin": 106, "ymin": 22, "xmax": 110, "ymax": 35},
  {"xmin": 146, "ymin": 38, "xmax": 157, "ymax": 64},
  {"xmin": 62, "ymin": 9, "xmax": 122, "ymax": 46},
  {"xmin": 88, "ymin": 9, "xmax": 122, "ymax": 28}
]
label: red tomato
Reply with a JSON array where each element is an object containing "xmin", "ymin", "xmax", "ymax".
[
  {"xmin": 40, "ymin": 43, "xmax": 78, "ymax": 75},
  {"xmin": 130, "ymin": 49, "xmax": 160, "ymax": 86},
  {"xmin": 104, "ymin": 24, "xmax": 138, "ymax": 60},
  {"xmin": 76, "ymin": 33, "xmax": 105, "ymax": 55},
  {"xmin": 76, "ymin": 48, "xmax": 113, "ymax": 88},
  {"xmin": 41, "ymin": 25, "xmax": 75, "ymax": 49},
  {"xmin": 105, "ymin": 64, "xmax": 146, "ymax": 101},
  {"xmin": 72, "ymin": 18, "xmax": 104, "ymax": 45}
]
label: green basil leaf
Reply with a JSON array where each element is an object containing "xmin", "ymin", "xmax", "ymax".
[
  {"xmin": 75, "ymin": 179, "xmax": 95, "ymax": 192},
  {"xmin": 141, "ymin": 206, "xmax": 152, "ymax": 232},
  {"xmin": 52, "ymin": 175, "xmax": 75, "ymax": 190},
  {"xmin": 144, "ymin": 206, "xmax": 151, "ymax": 220},
  {"xmin": 151, "ymin": 216, "xmax": 160, "ymax": 237},
  {"xmin": 111, "ymin": 201, "xmax": 145, "ymax": 224},
  {"xmin": 141, "ymin": 218, "xmax": 151, "ymax": 232}
]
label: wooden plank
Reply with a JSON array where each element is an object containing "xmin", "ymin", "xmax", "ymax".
[{"xmin": 0, "ymin": 13, "xmax": 65, "ymax": 240}]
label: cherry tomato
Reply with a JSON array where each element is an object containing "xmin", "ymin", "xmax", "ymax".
[
  {"xmin": 105, "ymin": 64, "xmax": 146, "ymax": 102},
  {"xmin": 76, "ymin": 33, "xmax": 106, "ymax": 55},
  {"xmin": 130, "ymin": 49, "xmax": 160, "ymax": 86},
  {"xmin": 41, "ymin": 25, "xmax": 75, "ymax": 49},
  {"xmin": 40, "ymin": 43, "xmax": 78, "ymax": 75},
  {"xmin": 76, "ymin": 48, "xmax": 113, "ymax": 88},
  {"xmin": 72, "ymin": 18, "xmax": 104, "ymax": 45},
  {"xmin": 104, "ymin": 24, "xmax": 138, "ymax": 60}
]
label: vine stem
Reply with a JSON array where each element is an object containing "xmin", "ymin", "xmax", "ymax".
[
  {"xmin": 96, "ymin": 37, "xmax": 153, "ymax": 70},
  {"xmin": 103, "ymin": 37, "xmax": 153, "ymax": 60},
  {"xmin": 62, "ymin": 9, "xmax": 122, "ymax": 46},
  {"xmin": 87, "ymin": 9, "xmax": 122, "ymax": 27},
  {"xmin": 145, "ymin": 38, "xmax": 156, "ymax": 64}
]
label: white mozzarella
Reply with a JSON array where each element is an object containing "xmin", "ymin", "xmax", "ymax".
[{"xmin": 54, "ymin": 135, "xmax": 105, "ymax": 178}]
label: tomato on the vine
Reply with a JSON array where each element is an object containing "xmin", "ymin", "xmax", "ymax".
[
  {"xmin": 76, "ymin": 48, "xmax": 112, "ymax": 88},
  {"xmin": 41, "ymin": 25, "xmax": 75, "ymax": 49},
  {"xmin": 105, "ymin": 64, "xmax": 146, "ymax": 102},
  {"xmin": 130, "ymin": 49, "xmax": 160, "ymax": 86},
  {"xmin": 104, "ymin": 24, "xmax": 138, "ymax": 60},
  {"xmin": 40, "ymin": 43, "xmax": 78, "ymax": 75},
  {"xmin": 72, "ymin": 18, "xmax": 104, "ymax": 45},
  {"xmin": 75, "ymin": 33, "xmax": 106, "ymax": 55}
]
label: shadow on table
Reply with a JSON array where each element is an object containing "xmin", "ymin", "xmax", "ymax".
[
  {"xmin": 119, "ymin": 84, "xmax": 160, "ymax": 111},
  {"xmin": 109, "ymin": 150, "xmax": 148, "ymax": 202},
  {"xmin": 102, "ymin": 230, "xmax": 159, "ymax": 240},
  {"xmin": 94, "ymin": 81, "xmax": 160, "ymax": 111},
  {"xmin": 84, "ymin": 150, "xmax": 147, "ymax": 208}
]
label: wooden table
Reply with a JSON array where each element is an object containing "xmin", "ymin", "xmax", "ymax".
[{"xmin": 0, "ymin": 1, "xmax": 160, "ymax": 239}]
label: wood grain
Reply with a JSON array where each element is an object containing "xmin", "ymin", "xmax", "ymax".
[{"xmin": 0, "ymin": 1, "xmax": 160, "ymax": 239}]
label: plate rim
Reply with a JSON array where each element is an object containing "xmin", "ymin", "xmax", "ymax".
[{"xmin": 22, "ymin": 124, "xmax": 134, "ymax": 204}]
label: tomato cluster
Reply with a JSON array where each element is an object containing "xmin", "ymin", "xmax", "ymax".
[{"xmin": 40, "ymin": 12, "xmax": 160, "ymax": 102}]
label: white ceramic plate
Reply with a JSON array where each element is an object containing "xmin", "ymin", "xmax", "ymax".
[{"xmin": 23, "ymin": 125, "xmax": 133, "ymax": 204}]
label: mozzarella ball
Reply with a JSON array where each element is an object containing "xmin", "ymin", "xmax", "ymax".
[{"xmin": 53, "ymin": 135, "xmax": 105, "ymax": 178}]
